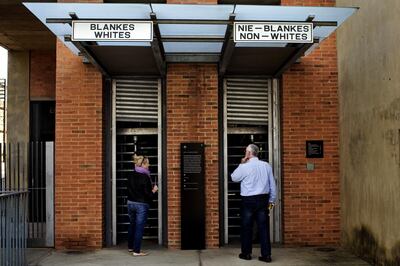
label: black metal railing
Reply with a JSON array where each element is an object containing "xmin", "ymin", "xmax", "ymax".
[
  {"xmin": 0, "ymin": 142, "xmax": 28, "ymax": 265},
  {"xmin": 0, "ymin": 191, "xmax": 28, "ymax": 266},
  {"xmin": 28, "ymin": 141, "xmax": 53, "ymax": 247},
  {"xmin": 0, "ymin": 142, "xmax": 54, "ymax": 248}
]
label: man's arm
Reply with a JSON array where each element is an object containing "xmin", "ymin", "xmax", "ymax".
[{"xmin": 231, "ymin": 164, "xmax": 245, "ymax": 182}]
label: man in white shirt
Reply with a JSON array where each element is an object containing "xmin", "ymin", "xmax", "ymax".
[{"xmin": 231, "ymin": 144, "xmax": 277, "ymax": 263}]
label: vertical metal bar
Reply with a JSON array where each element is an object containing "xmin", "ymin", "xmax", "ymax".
[
  {"xmin": 5, "ymin": 194, "xmax": 8, "ymax": 265},
  {"xmin": 13, "ymin": 195, "xmax": 15, "ymax": 266},
  {"xmin": 13, "ymin": 194, "xmax": 16, "ymax": 266},
  {"xmin": 11, "ymin": 193, "xmax": 15, "ymax": 266},
  {"xmin": 21, "ymin": 143, "xmax": 25, "ymax": 191},
  {"xmin": 6, "ymin": 194, "xmax": 9, "ymax": 265},
  {"xmin": 268, "ymin": 79, "xmax": 273, "ymax": 165},
  {"xmin": 7, "ymin": 143, "xmax": 11, "ymax": 190},
  {"xmin": 17, "ymin": 193, "xmax": 20, "ymax": 266},
  {"xmin": 35, "ymin": 141, "xmax": 39, "ymax": 240},
  {"xmin": 272, "ymin": 78, "xmax": 282, "ymax": 243},
  {"xmin": 19, "ymin": 193, "xmax": 22, "ymax": 264},
  {"xmin": 157, "ymin": 78, "xmax": 162, "ymax": 245},
  {"xmin": 28, "ymin": 142, "xmax": 31, "ymax": 242},
  {"xmin": 14, "ymin": 194, "xmax": 16, "ymax": 266},
  {"xmin": 4, "ymin": 144, "xmax": 7, "ymax": 191},
  {"xmin": 9, "ymin": 195, "xmax": 11, "ymax": 266},
  {"xmin": 0, "ymin": 195, "xmax": 2, "ymax": 266},
  {"xmin": 223, "ymin": 79, "xmax": 229, "ymax": 244},
  {"xmin": 15, "ymin": 194, "xmax": 18, "ymax": 266},
  {"xmin": 38, "ymin": 142, "xmax": 41, "ymax": 241},
  {"xmin": 46, "ymin": 142, "xmax": 54, "ymax": 247},
  {"xmin": 30, "ymin": 141, "xmax": 33, "ymax": 241},
  {"xmin": 0, "ymin": 191, "xmax": 4, "ymax": 265},
  {"xmin": 2, "ymin": 196, "xmax": 3, "ymax": 266},
  {"xmin": 111, "ymin": 79, "xmax": 117, "ymax": 245},
  {"xmin": 1, "ymin": 195, "xmax": 3, "ymax": 266},
  {"xmin": 40, "ymin": 142, "xmax": 44, "ymax": 241},
  {"xmin": 0, "ymin": 143, "xmax": 2, "ymax": 191},
  {"xmin": 13, "ymin": 143, "xmax": 16, "ymax": 191},
  {"xmin": 0, "ymin": 192, "xmax": 4, "ymax": 265},
  {"xmin": 17, "ymin": 143, "xmax": 20, "ymax": 191},
  {"xmin": 24, "ymin": 192, "xmax": 27, "ymax": 265},
  {"xmin": 10, "ymin": 195, "xmax": 16, "ymax": 265},
  {"xmin": 268, "ymin": 79, "xmax": 274, "ymax": 239}
]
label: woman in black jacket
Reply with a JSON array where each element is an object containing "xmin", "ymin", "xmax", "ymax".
[{"xmin": 127, "ymin": 154, "xmax": 158, "ymax": 256}]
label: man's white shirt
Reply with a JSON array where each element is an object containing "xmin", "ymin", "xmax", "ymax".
[{"xmin": 231, "ymin": 157, "xmax": 277, "ymax": 203}]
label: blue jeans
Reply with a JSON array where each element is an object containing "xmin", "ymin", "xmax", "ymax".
[
  {"xmin": 127, "ymin": 201, "xmax": 149, "ymax": 253},
  {"xmin": 240, "ymin": 194, "xmax": 271, "ymax": 257}
]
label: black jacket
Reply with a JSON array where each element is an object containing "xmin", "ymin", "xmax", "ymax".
[{"xmin": 126, "ymin": 170, "xmax": 153, "ymax": 204}]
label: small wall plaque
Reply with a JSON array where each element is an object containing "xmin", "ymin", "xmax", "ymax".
[{"xmin": 306, "ymin": 140, "xmax": 324, "ymax": 158}]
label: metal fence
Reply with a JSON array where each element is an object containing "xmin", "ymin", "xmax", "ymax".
[
  {"xmin": 28, "ymin": 141, "xmax": 54, "ymax": 247},
  {"xmin": 0, "ymin": 142, "xmax": 54, "ymax": 249},
  {"xmin": 0, "ymin": 143, "xmax": 28, "ymax": 192},
  {"xmin": 0, "ymin": 191, "xmax": 28, "ymax": 266}
]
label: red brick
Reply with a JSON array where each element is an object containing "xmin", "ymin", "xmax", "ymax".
[
  {"xmin": 281, "ymin": 0, "xmax": 339, "ymax": 247},
  {"xmin": 166, "ymin": 64, "xmax": 219, "ymax": 249},
  {"xmin": 55, "ymin": 38, "xmax": 103, "ymax": 250},
  {"xmin": 30, "ymin": 50, "xmax": 56, "ymax": 99}
]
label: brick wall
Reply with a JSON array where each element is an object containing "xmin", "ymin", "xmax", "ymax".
[
  {"xmin": 55, "ymin": 39, "xmax": 104, "ymax": 249},
  {"xmin": 30, "ymin": 50, "xmax": 56, "ymax": 99},
  {"xmin": 166, "ymin": 64, "xmax": 219, "ymax": 249},
  {"xmin": 281, "ymin": 0, "xmax": 340, "ymax": 246}
]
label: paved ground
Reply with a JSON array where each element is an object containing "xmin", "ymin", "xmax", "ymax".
[{"xmin": 27, "ymin": 243, "xmax": 370, "ymax": 266}]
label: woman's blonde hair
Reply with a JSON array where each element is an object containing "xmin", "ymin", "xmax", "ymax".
[{"xmin": 132, "ymin": 154, "xmax": 148, "ymax": 167}]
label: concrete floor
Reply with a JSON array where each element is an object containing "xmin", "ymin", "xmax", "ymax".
[{"xmin": 27, "ymin": 243, "xmax": 370, "ymax": 266}]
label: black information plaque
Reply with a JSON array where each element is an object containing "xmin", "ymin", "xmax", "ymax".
[
  {"xmin": 306, "ymin": 140, "xmax": 324, "ymax": 158},
  {"xmin": 181, "ymin": 143, "xmax": 205, "ymax": 250}
]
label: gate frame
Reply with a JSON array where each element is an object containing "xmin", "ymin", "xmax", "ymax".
[
  {"xmin": 111, "ymin": 77, "xmax": 164, "ymax": 246},
  {"xmin": 222, "ymin": 77, "xmax": 282, "ymax": 244}
]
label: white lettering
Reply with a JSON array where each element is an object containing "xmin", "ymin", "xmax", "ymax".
[{"xmin": 235, "ymin": 22, "xmax": 313, "ymax": 43}]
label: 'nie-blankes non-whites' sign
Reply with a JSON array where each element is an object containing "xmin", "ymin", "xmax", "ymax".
[
  {"xmin": 72, "ymin": 21, "xmax": 153, "ymax": 41},
  {"xmin": 234, "ymin": 22, "xmax": 313, "ymax": 43}
]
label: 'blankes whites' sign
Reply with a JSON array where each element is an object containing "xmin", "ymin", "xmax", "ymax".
[
  {"xmin": 72, "ymin": 21, "xmax": 153, "ymax": 41},
  {"xmin": 234, "ymin": 22, "xmax": 313, "ymax": 43}
]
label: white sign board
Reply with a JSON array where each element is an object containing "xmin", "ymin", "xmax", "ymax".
[
  {"xmin": 234, "ymin": 22, "xmax": 313, "ymax": 43},
  {"xmin": 72, "ymin": 21, "xmax": 153, "ymax": 41}
]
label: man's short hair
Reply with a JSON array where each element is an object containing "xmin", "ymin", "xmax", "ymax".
[{"xmin": 246, "ymin": 144, "xmax": 259, "ymax": 156}]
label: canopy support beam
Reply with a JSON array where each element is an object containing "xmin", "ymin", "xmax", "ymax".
[
  {"xmin": 274, "ymin": 39, "xmax": 318, "ymax": 77},
  {"xmin": 150, "ymin": 12, "xmax": 166, "ymax": 77},
  {"xmin": 219, "ymin": 13, "xmax": 236, "ymax": 77},
  {"xmin": 64, "ymin": 35, "xmax": 110, "ymax": 77}
]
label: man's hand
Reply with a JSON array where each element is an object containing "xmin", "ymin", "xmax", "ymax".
[
  {"xmin": 268, "ymin": 203, "xmax": 275, "ymax": 210},
  {"xmin": 241, "ymin": 156, "xmax": 250, "ymax": 164}
]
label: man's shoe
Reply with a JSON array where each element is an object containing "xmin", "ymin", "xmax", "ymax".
[
  {"xmin": 258, "ymin": 256, "xmax": 272, "ymax": 263},
  {"xmin": 239, "ymin": 253, "xmax": 252, "ymax": 260}
]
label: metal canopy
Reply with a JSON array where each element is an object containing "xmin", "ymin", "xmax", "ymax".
[{"xmin": 24, "ymin": 3, "xmax": 357, "ymax": 77}]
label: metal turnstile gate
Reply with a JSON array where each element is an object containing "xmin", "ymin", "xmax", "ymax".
[
  {"xmin": 227, "ymin": 132, "xmax": 268, "ymax": 239},
  {"xmin": 112, "ymin": 78, "xmax": 162, "ymax": 245},
  {"xmin": 223, "ymin": 78, "xmax": 281, "ymax": 244},
  {"xmin": 116, "ymin": 133, "xmax": 159, "ymax": 241}
]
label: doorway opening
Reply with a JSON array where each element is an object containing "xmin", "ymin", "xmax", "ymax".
[
  {"xmin": 111, "ymin": 78, "xmax": 163, "ymax": 245},
  {"xmin": 223, "ymin": 77, "xmax": 281, "ymax": 244}
]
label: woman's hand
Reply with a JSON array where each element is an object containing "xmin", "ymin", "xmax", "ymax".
[{"xmin": 152, "ymin": 185, "xmax": 158, "ymax": 193}]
